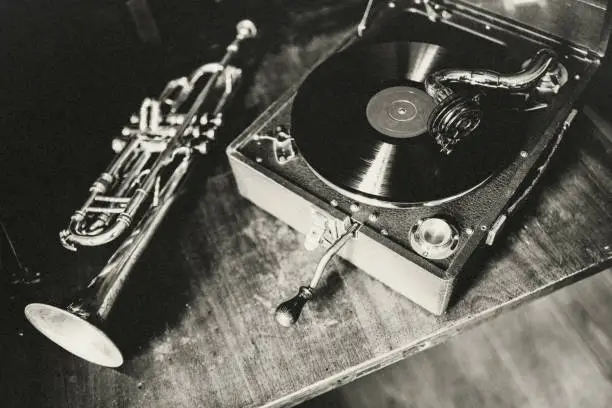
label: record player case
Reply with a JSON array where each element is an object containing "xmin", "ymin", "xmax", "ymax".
[{"xmin": 227, "ymin": 0, "xmax": 611, "ymax": 315}]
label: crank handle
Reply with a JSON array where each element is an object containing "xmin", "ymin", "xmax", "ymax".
[{"xmin": 274, "ymin": 222, "xmax": 361, "ymax": 327}]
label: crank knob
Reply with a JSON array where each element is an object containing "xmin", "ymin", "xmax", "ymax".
[{"xmin": 274, "ymin": 286, "xmax": 313, "ymax": 327}]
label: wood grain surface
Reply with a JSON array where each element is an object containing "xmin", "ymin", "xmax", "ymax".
[
  {"xmin": 302, "ymin": 268, "xmax": 612, "ymax": 408},
  {"xmin": 2, "ymin": 7, "xmax": 612, "ymax": 408}
]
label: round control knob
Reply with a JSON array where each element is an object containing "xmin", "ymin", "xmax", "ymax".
[{"xmin": 409, "ymin": 217, "xmax": 459, "ymax": 260}]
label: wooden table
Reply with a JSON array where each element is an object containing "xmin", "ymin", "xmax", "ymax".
[{"xmin": 3, "ymin": 21, "xmax": 612, "ymax": 408}]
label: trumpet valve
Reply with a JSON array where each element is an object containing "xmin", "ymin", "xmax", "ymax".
[
  {"xmin": 112, "ymin": 138, "xmax": 127, "ymax": 153},
  {"xmin": 211, "ymin": 114, "xmax": 223, "ymax": 127},
  {"xmin": 205, "ymin": 129, "xmax": 216, "ymax": 140},
  {"xmin": 194, "ymin": 141, "xmax": 208, "ymax": 155}
]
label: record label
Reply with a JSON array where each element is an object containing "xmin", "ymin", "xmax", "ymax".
[{"xmin": 366, "ymin": 86, "xmax": 434, "ymax": 139}]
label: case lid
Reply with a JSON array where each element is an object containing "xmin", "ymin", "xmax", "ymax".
[{"xmin": 443, "ymin": 0, "xmax": 610, "ymax": 56}]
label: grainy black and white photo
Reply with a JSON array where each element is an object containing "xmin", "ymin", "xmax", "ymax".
[{"xmin": 1, "ymin": 0, "xmax": 612, "ymax": 407}]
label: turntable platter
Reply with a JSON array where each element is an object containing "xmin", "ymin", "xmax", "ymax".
[{"xmin": 291, "ymin": 42, "xmax": 527, "ymax": 207}]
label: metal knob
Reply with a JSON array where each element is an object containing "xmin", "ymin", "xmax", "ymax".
[
  {"xmin": 274, "ymin": 286, "xmax": 314, "ymax": 327},
  {"xmin": 409, "ymin": 217, "xmax": 459, "ymax": 260}
]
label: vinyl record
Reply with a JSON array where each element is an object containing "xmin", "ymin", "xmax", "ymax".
[{"xmin": 291, "ymin": 42, "xmax": 527, "ymax": 207}]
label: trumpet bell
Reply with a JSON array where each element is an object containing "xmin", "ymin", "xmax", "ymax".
[{"xmin": 24, "ymin": 303, "xmax": 123, "ymax": 367}]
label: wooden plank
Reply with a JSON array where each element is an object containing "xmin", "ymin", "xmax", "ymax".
[{"xmin": 310, "ymin": 269, "xmax": 612, "ymax": 408}]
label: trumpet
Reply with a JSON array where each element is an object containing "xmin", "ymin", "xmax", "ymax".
[{"xmin": 24, "ymin": 20, "xmax": 257, "ymax": 367}]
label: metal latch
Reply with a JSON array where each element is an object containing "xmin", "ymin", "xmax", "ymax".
[
  {"xmin": 253, "ymin": 125, "xmax": 297, "ymax": 165},
  {"xmin": 485, "ymin": 214, "xmax": 507, "ymax": 246},
  {"xmin": 304, "ymin": 210, "xmax": 352, "ymax": 251}
]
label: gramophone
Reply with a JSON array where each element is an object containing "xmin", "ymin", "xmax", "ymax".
[{"xmin": 227, "ymin": 0, "xmax": 610, "ymax": 325}]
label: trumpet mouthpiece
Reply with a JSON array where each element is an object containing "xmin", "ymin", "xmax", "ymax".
[
  {"xmin": 236, "ymin": 19, "xmax": 257, "ymax": 40},
  {"xmin": 24, "ymin": 303, "xmax": 123, "ymax": 367}
]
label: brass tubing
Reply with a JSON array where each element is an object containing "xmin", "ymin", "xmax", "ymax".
[{"xmin": 59, "ymin": 20, "xmax": 256, "ymax": 250}]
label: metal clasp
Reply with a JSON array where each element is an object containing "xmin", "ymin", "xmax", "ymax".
[
  {"xmin": 305, "ymin": 210, "xmax": 352, "ymax": 251},
  {"xmin": 271, "ymin": 126, "xmax": 296, "ymax": 164},
  {"xmin": 253, "ymin": 126, "xmax": 297, "ymax": 165}
]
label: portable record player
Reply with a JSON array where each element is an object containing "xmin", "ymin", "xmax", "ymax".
[{"xmin": 227, "ymin": 0, "xmax": 610, "ymax": 323}]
